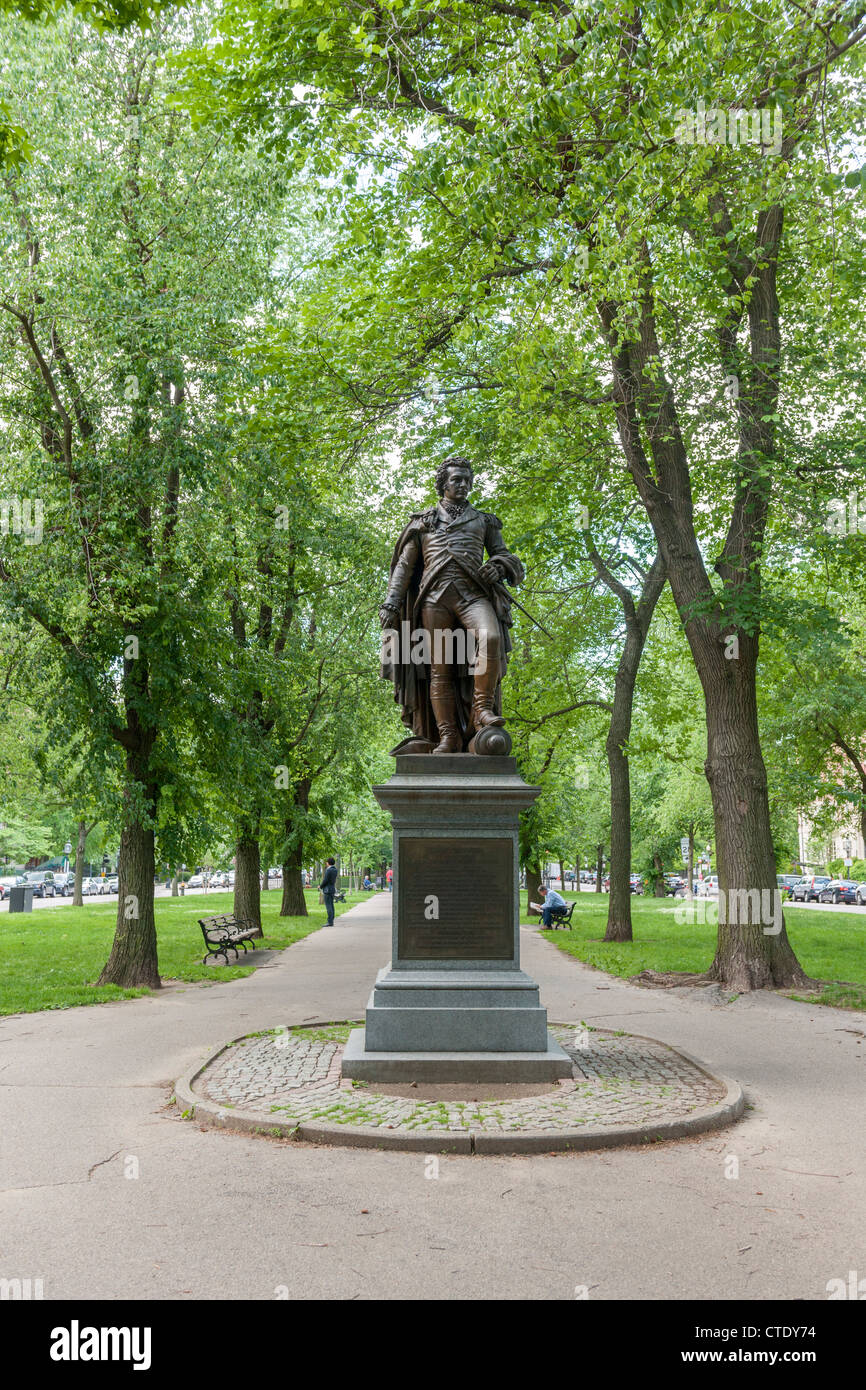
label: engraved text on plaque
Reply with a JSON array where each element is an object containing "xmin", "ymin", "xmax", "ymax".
[{"xmin": 397, "ymin": 836, "xmax": 513, "ymax": 960}]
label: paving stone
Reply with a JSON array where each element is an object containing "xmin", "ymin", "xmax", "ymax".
[{"xmin": 196, "ymin": 1023, "xmax": 726, "ymax": 1134}]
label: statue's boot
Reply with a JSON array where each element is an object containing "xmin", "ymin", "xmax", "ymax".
[
  {"xmin": 431, "ymin": 689, "xmax": 463, "ymax": 754},
  {"xmin": 472, "ymin": 666, "xmax": 505, "ymax": 730}
]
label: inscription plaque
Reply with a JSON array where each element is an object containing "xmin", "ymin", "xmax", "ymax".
[{"xmin": 397, "ymin": 836, "xmax": 513, "ymax": 960}]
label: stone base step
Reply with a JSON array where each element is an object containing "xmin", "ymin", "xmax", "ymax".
[{"xmin": 341, "ymin": 1028, "xmax": 574, "ymax": 1083}]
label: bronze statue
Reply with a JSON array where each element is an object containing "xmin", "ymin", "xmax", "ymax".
[{"xmin": 379, "ymin": 457, "xmax": 524, "ymax": 755}]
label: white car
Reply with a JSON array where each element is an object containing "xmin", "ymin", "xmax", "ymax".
[
  {"xmin": 696, "ymin": 875, "xmax": 720, "ymax": 896},
  {"xmin": 187, "ymin": 874, "xmax": 204, "ymax": 889},
  {"xmin": 80, "ymin": 877, "xmax": 100, "ymax": 896}
]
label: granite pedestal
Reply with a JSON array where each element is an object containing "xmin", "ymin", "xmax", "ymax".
[{"xmin": 341, "ymin": 754, "xmax": 572, "ymax": 1082}]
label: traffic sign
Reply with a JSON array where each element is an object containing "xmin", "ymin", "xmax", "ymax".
[
  {"xmin": 64, "ymin": 841, "xmax": 72, "ymax": 855},
  {"xmin": 680, "ymin": 836, "xmax": 690, "ymax": 862}
]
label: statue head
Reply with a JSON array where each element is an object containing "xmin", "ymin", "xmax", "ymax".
[{"xmin": 435, "ymin": 456, "xmax": 474, "ymax": 503}]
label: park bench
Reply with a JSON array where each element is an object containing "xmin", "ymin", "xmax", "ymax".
[
  {"xmin": 198, "ymin": 914, "xmax": 260, "ymax": 964},
  {"xmin": 545, "ymin": 901, "xmax": 576, "ymax": 930}
]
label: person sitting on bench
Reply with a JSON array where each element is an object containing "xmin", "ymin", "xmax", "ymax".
[{"xmin": 529, "ymin": 886, "xmax": 568, "ymax": 928}]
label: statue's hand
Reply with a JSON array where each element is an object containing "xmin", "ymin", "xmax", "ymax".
[
  {"xmin": 478, "ymin": 558, "xmax": 506, "ymax": 584},
  {"xmin": 379, "ymin": 603, "xmax": 400, "ymax": 628}
]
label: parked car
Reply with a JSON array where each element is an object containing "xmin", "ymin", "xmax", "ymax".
[
  {"xmin": 778, "ymin": 874, "xmax": 805, "ymax": 898},
  {"xmin": 95, "ymin": 875, "xmax": 117, "ymax": 895},
  {"xmin": 187, "ymin": 874, "xmax": 204, "ymax": 889},
  {"xmin": 818, "ymin": 879, "xmax": 860, "ymax": 905},
  {"xmin": 22, "ymin": 871, "xmax": 56, "ymax": 898},
  {"xmin": 0, "ymin": 875, "xmax": 22, "ymax": 901},
  {"xmin": 673, "ymin": 879, "xmax": 701, "ymax": 897},
  {"xmin": 629, "ymin": 873, "xmax": 644, "ymax": 895},
  {"xmin": 857, "ymin": 883, "xmax": 866, "ymax": 907},
  {"xmin": 777, "ymin": 874, "xmax": 803, "ymax": 892},
  {"xmin": 696, "ymin": 875, "xmax": 720, "ymax": 897},
  {"xmin": 80, "ymin": 877, "xmax": 100, "ymax": 896},
  {"xmin": 53, "ymin": 871, "xmax": 76, "ymax": 897},
  {"xmin": 790, "ymin": 875, "xmax": 831, "ymax": 902}
]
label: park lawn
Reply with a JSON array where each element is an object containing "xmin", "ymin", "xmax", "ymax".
[
  {"xmin": 0, "ymin": 888, "xmax": 364, "ymax": 1016},
  {"xmin": 527, "ymin": 893, "xmax": 866, "ymax": 1010}
]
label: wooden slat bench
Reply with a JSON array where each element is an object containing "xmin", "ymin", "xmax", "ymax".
[
  {"xmin": 546, "ymin": 901, "xmax": 576, "ymax": 930},
  {"xmin": 199, "ymin": 914, "xmax": 260, "ymax": 964}
]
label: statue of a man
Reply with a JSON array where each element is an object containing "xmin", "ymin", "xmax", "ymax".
[{"xmin": 379, "ymin": 457, "xmax": 525, "ymax": 754}]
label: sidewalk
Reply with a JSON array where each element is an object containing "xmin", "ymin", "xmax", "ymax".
[{"xmin": 1, "ymin": 893, "xmax": 863, "ymax": 1300}]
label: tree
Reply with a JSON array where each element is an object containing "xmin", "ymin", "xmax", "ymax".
[
  {"xmin": 192, "ymin": 0, "xmax": 866, "ymax": 987},
  {"xmin": 0, "ymin": 11, "xmax": 285, "ymax": 984}
]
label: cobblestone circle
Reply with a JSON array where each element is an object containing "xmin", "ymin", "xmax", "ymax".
[{"xmin": 196, "ymin": 1023, "xmax": 726, "ymax": 1133}]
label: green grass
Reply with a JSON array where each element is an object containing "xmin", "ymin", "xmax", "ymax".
[
  {"xmin": 528, "ymin": 892, "xmax": 866, "ymax": 1010},
  {"xmin": 0, "ymin": 888, "xmax": 364, "ymax": 1016}
]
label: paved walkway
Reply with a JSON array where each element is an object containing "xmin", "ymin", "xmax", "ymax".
[{"xmin": 1, "ymin": 894, "xmax": 864, "ymax": 1300}]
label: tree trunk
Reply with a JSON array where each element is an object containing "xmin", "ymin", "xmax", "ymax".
[
  {"xmin": 525, "ymin": 862, "xmax": 542, "ymax": 918},
  {"xmin": 589, "ymin": 544, "xmax": 667, "ymax": 945},
  {"xmin": 97, "ymin": 764, "xmax": 159, "ymax": 989},
  {"xmin": 171, "ymin": 872, "xmax": 179, "ymax": 897},
  {"xmin": 653, "ymin": 851, "xmax": 666, "ymax": 897},
  {"xmin": 701, "ymin": 644, "xmax": 812, "ymax": 989},
  {"xmin": 597, "ymin": 220, "xmax": 811, "ymax": 988},
  {"xmin": 686, "ymin": 823, "xmax": 694, "ymax": 899},
  {"xmin": 262, "ymin": 865, "xmax": 270, "ymax": 893},
  {"xmin": 595, "ymin": 843, "xmax": 604, "ymax": 892},
  {"xmin": 72, "ymin": 818, "xmax": 87, "ymax": 907},
  {"xmin": 574, "ymin": 854, "xmax": 580, "ymax": 892},
  {"xmin": 280, "ymin": 822, "xmax": 308, "ymax": 917},
  {"xmin": 559, "ymin": 858, "xmax": 566, "ymax": 893},
  {"xmin": 605, "ymin": 707, "xmax": 633, "ymax": 937},
  {"xmin": 280, "ymin": 778, "xmax": 310, "ymax": 917},
  {"xmin": 234, "ymin": 829, "xmax": 262, "ymax": 936}
]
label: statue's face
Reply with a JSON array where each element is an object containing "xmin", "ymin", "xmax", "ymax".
[{"xmin": 442, "ymin": 466, "xmax": 472, "ymax": 503}]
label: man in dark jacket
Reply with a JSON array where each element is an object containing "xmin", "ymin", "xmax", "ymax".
[{"xmin": 320, "ymin": 857, "xmax": 338, "ymax": 926}]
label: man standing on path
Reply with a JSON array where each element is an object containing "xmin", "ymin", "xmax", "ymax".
[
  {"xmin": 320, "ymin": 857, "xmax": 338, "ymax": 926},
  {"xmin": 386, "ymin": 866, "xmax": 393, "ymax": 892}
]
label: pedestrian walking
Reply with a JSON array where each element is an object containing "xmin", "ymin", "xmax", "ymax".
[{"xmin": 320, "ymin": 857, "xmax": 338, "ymax": 926}]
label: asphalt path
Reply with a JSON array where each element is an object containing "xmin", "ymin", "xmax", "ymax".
[{"xmin": 1, "ymin": 892, "xmax": 864, "ymax": 1301}]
